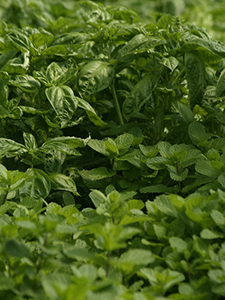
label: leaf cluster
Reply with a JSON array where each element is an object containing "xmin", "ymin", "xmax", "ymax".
[{"xmin": 0, "ymin": 0, "xmax": 225, "ymax": 299}]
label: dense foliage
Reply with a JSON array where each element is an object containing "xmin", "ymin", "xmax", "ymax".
[
  {"xmin": 1, "ymin": 0, "xmax": 225, "ymax": 299},
  {"xmin": 97, "ymin": 0, "xmax": 225, "ymax": 42}
]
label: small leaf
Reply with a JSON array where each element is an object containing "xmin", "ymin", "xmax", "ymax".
[
  {"xmin": 200, "ymin": 229, "xmax": 224, "ymax": 239},
  {"xmin": 79, "ymin": 167, "xmax": 116, "ymax": 181},
  {"xmin": 160, "ymin": 56, "xmax": 178, "ymax": 72},
  {"xmin": 23, "ymin": 132, "xmax": 38, "ymax": 150},
  {"xmin": 115, "ymin": 133, "xmax": 134, "ymax": 155},
  {"xmin": 89, "ymin": 189, "xmax": 107, "ymax": 208},
  {"xmin": 218, "ymin": 174, "xmax": 225, "ymax": 188},
  {"xmin": 88, "ymin": 139, "xmax": 108, "ymax": 156},
  {"xmin": 104, "ymin": 140, "xmax": 119, "ymax": 157},
  {"xmin": 211, "ymin": 210, "xmax": 225, "ymax": 228},
  {"xmin": 119, "ymin": 249, "xmax": 154, "ymax": 272},
  {"xmin": 169, "ymin": 237, "xmax": 188, "ymax": 252}
]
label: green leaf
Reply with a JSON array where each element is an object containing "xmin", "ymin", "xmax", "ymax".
[
  {"xmin": 104, "ymin": 140, "xmax": 119, "ymax": 157},
  {"xmin": 79, "ymin": 167, "xmax": 116, "ymax": 181},
  {"xmin": 5, "ymin": 239, "xmax": 31, "ymax": 258},
  {"xmin": 154, "ymin": 195, "xmax": 178, "ymax": 218},
  {"xmin": 181, "ymin": 37, "xmax": 225, "ymax": 62},
  {"xmin": 218, "ymin": 174, "xmax": 225, "ymax": 188},
  {"xmin": 23, "ymin": 132, "xmax": 38, "ymax": 150},
  {"xmin": 185, "ymin": 52, "xmax": 205, "ymax": 108},
  {"xmin": 9, "ymin": 74, "xmax": 41, "ymax": 93},
  {"xmin": 77, "ymin": 60, "xmax": 115, "ymax": 96},
  {"xmin": 211, "ymin": 210, "xmax": 225, "ymax": 228},
  {"xmin": 200, "ymin": 229, "xmax": 224, "ymax": 239},
  {"xmin": 8, "ymin": 170, "xmax": 28, "ymax": 192},
  {"xmin": 20, "ymin": 168, "xmax": 51, "ymax": 199},
  {"xmin": 6, "ymin": 30, "xmax": 36, "ymax": 53},
  {"xmin": 118, "ymin": 249, "xmax": 155, "ymax": 272},
  {"xmin": 173, "ymin": 100, "xmax": 194, "ymax": 124},
  {"xmin": 77, "ymin": 97, "xmax": 106, "ymax": 126},
  {"xmin": 195, "ymin": 160, "xmax": 221, "ymax": 178},
  {"xmin": 146, "ymin": 157, "xmax": 170, "ymax": 170},
  {"xmin": 45, "ymin": 85, "xmax": 78, "ymax": 127},
  {"xmin": 49, "ymin": 173, "xmax": 79, "ymax": 196},
  {"xmin": 0, "ymin": 163, "xmax": 8, "ymax": 183},
  {"xmin": 89, "ymin": 189, "xmax": 107, "ymax": 208},
  {"xmin": 88, "ymin": 139, "xmax": 108, "ymax": 156},
  {"xmin": 40, "ymin": 136, "xmax": 87, "ymax": 155},
  {"xmin": 0, "ymin": 138, "xmax": 27, "ymax": 158},
  {"xmin": 115, "ymin": 133, "xmax": 134, "ymax": 155},
  {"xmin": 160, "ymin": 56, "xmax": 178, "ymax": 72},
  {"xmin": 216, "ymin": 68, "xmax": 225, "ymax": 97},
  {"xmin": 140, "ymin": 268, "xmax": 185, "ymax": 293},
  {"xmin": 188, "ymin": 121, "xmax": 211, "ymax": 146},
  {"xmin": 168, "ymin": 166, "xmax": 189, "ymax": 181},
  {"xmin": 45, "ymin": 62, "xmax": 75, "ymax": 85},
  {"xmin": 140, "ymin": 184, "xmax": 174, "ymax": 194},
  {"xmin": 0, "ymin": 79, "xmax": 9, "ymax": 106},
  {"xmin": 2, "ymin": 52, "xmax": 30, "ymax": 74},
  {"xmin": 127, "ymin": 199, "xmax": 144, "ymax": 210},
  {"xmin": 169, "ymin": 237, "xmax": 188, "ymax": 252},
  {"xmin": 117, "ymin": 34, "xmax": 165, "ymax": 59},
  {"xmin": 123, "ymin": 74, "xmax": 153, "ymax": 120},
  {"xmin": 139, "ymin": 144, "xmax": 159, "ymax": 158},
  {"xmin": 0, "ymin": 277, "xmax": 15, "ymax": 291}
]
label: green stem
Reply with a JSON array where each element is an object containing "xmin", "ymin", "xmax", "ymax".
[
  {"xmin": 111, "ymin": 80, "xmax": 124, "ymax": 125},
  {"xmin": 172, "ymin": 67, "xmax": 185, "ymax": 86}
]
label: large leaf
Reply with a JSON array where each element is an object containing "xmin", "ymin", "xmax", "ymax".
[
  {"xmin": 9, "ymin": 75, "xmax": 41, "ymax": 93},
  {"xmin": 185, "ymin": 52, "xmax": 205, "ymax": 108},
  {"xmin": 5, "ymin": 239, "xmax": 31, "ymax": 258},
  {"xmin": 79, "ymin": 167, "xmax": 116, "ymax": 181},
  {"xmin": 40, "ymin": 136, "xmax": 88, "ymax": 155},
  {"xmin": 2, "ymin": 52, "xmax": 30, "ymax": 74},
  {"xmin": 48, "ymin": 173, "xmax": 79, "ymax": 196},
  {"xmin": 123, "ymin": 74, "xmax": 154, "ymax": 120},
  {"xmin": 20, "ymin": 168, "xmax": 51, "ymax": 199},
  {"xmin": 77, "ymin": 60, "xmax": 115, "ymax": 96},
  {"xmin": 117, "ymin": 34, "xmax": 165, "ymax": 59},
  {"xmin": 45, "ymin": 85, "xmax": 78, "ymax": 127},
  {"xmin": 216, "ymin": 68, "xmax": 225, "ymax": 97},
  {"xmin": 6, "ymin": 30, "xmax": 36, "ymax": 54},
  {"xmin": 0, "ymin": 138, "xmax": 27, "ymax": 158}
]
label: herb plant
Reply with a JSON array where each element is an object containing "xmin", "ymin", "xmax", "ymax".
[{"xmin": 0, "ymin": 0, "xmax": 225, "ymax": 299}]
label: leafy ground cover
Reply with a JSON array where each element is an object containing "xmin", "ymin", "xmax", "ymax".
[{"xmin": 1, "ymin": 0, "xmax": 225, "ymax": 299}]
